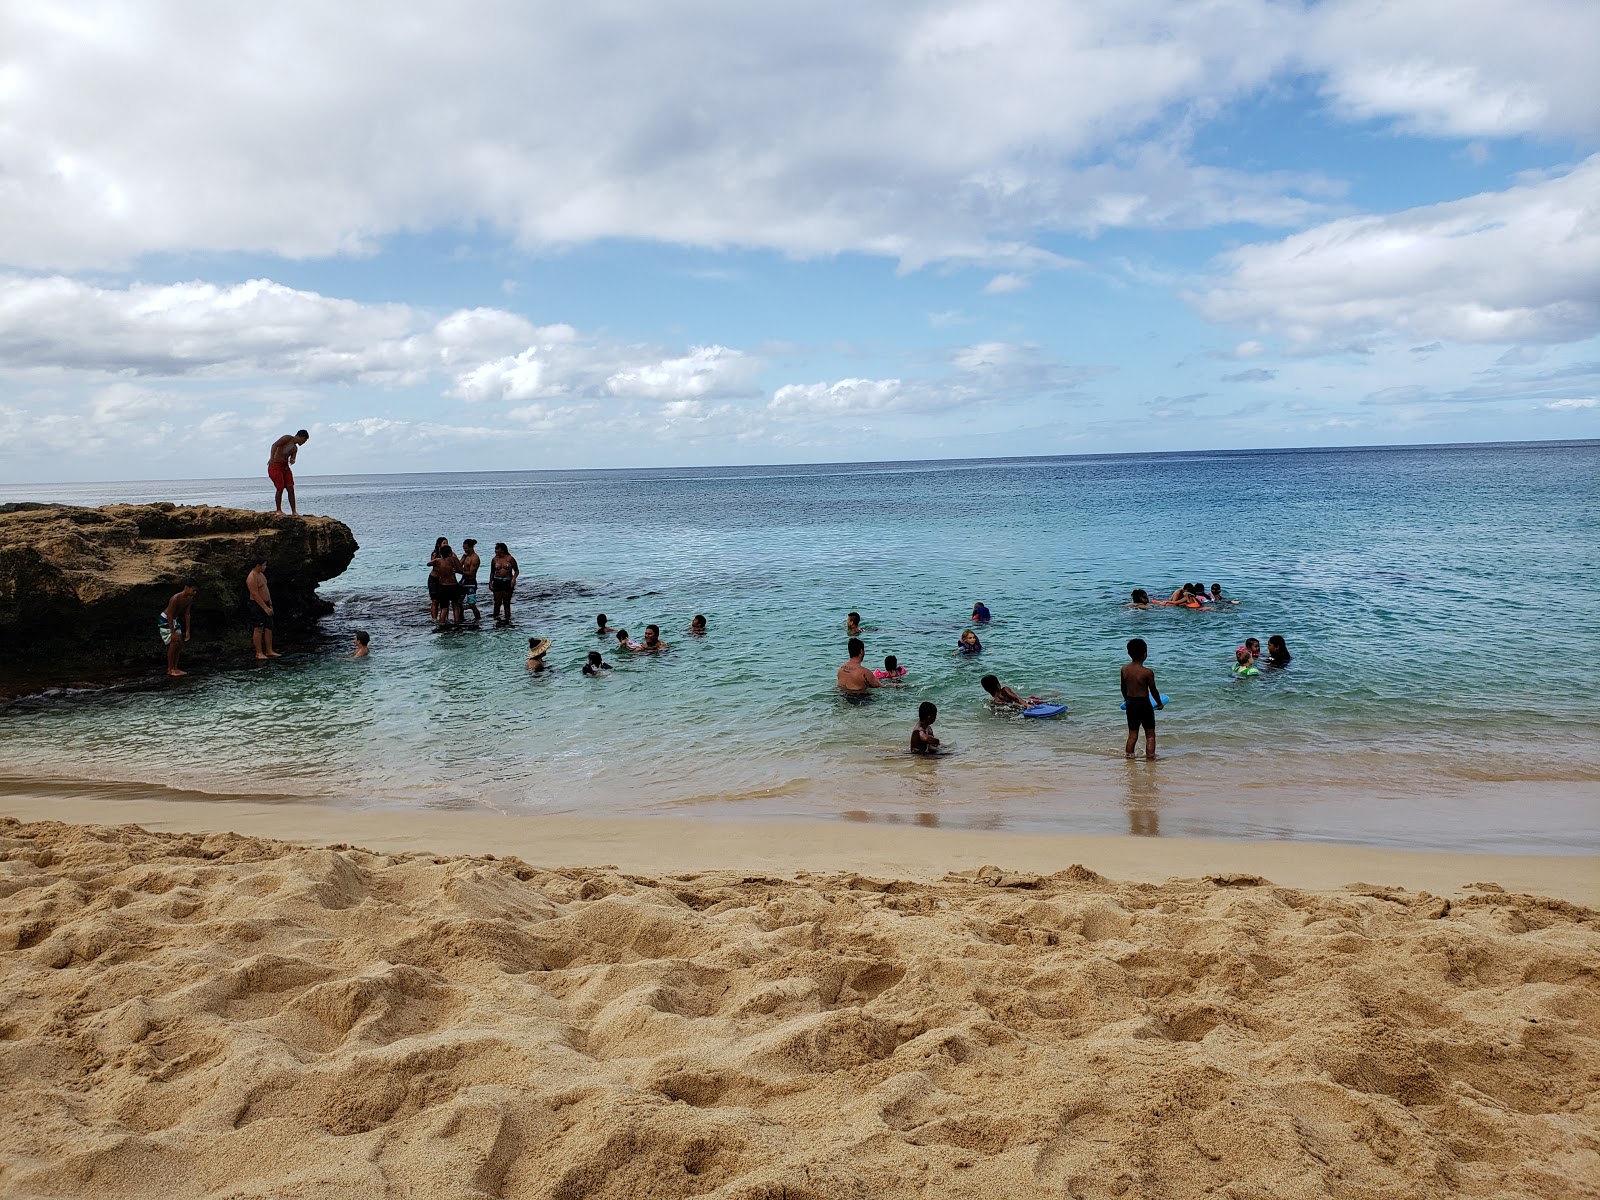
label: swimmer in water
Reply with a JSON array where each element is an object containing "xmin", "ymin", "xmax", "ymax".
[
  {"xmin": 837, "ymin": 637, "xmax": 882, "ymax": 695},
  {"xmin": 688, "ymin": 614, "xmax": 707, "ymax": 635},
  {"xmin": 1240, "ymin": 637, "xmax": 1261, "ymax": 665},
  {"xmin": 596, "ymin": 613, "xmax": 611, "ymax": 637},
  {"xmin": 971, "ymin": 601, "xmax": 991, "ymax": 624},
  {"xmin": 615, "ymin": 629, "xmax": 642, "ymax": 652},
  {"xmin": 582, "ymin": 650, "xmax": 612, "ymax": 675},
  {"xmin": 1128, "ymin": 589, "xmax": 1152, "ymax": 608},
  {"xmin": 1266, "ymin": 634, "xmax": 1292, "ymax": 666},
  {"xmin": 846, "ymin": 611, "xmax": 862, "ymax": 636},
  {"xmin": 874, "ymin": 654, "xmax": 906, "ymax": 682},
  {"xmin": 352, "ymin": 630, "xmax": 369, "ymax": 658},
  {"xmin": 1232, "ymin": 647, "xmax": 1259, "ymax": 677},
  {"xmin": 980, "ymin": 673, "xmax": 1032, "ymax": 710},
  {"xmin": 911, "ymin": 701, "xmax": 940, "ymax": 754},
  {"xmin": 639, "ymin": 624, "xmax": 667, "ymax": 652},
  {"xmin": 957, "ymin": 628, "xmax": 983, "ymax": 654},
  {"xmin": 527, "ymin": 636, "xmax": 551, "ymax": 672}
]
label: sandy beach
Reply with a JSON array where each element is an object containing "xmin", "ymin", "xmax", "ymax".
[{"xmin": 2, "ymin": 794, "xmax": 1597, "ymax": 1198}]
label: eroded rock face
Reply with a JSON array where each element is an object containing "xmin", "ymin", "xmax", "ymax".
[{"xmin": 0, "ymin": 503, "xmax": 358, "ymax": 672}]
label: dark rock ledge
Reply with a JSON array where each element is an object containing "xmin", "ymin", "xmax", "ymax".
[{"xmin": 0, "ymin": 503, "xmax": 359, "ymax": 678}]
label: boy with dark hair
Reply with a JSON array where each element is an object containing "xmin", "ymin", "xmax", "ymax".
[
  {"xmin": 1120, "ymin": 638, "xmax": 1163, "ymax": 759},
  {"xmin": 980, "ymin": 673, "xmax": 1028, "ymax": 709},
  {"xmin": 352, "ymin": 630, "xmax": 370, "ymax": 658},
  {"xmin": 911, "ymin": 702, "xmax": 940, "ymax": 754},
  {"xmin": 160, "ymin": 580, "xmax": 198, "ymax": 677}
]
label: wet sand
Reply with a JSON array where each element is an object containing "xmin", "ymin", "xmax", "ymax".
[{"xmin": 2, "ymin": 792, "xmax": 1597, "ymax": 1198}]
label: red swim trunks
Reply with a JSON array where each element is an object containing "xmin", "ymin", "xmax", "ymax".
[{"xmin": 268, "ymin": 461, "xmax": 293, "ymax": 490}]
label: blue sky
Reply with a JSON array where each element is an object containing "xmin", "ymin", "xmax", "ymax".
[{"xmin": 2, "ymin": 0, "xmax": 1597, "ymax": 483}]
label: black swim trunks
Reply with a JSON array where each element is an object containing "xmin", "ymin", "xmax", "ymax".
[
  {"xmin": 1125, "ymin": 696, "xmax": 1155, "ymax": 731},
  {"xmin": 247, "ymin": 599, "xmax": 274, "ymax": 630}
]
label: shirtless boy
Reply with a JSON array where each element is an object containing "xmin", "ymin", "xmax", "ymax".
[
  {"xmin": 268, "ymin": 430, "xmax": 309, "ymax": 515},
  {"xmin": 837, "ymin": 637, "xmax": 882, "ymax": 695},
  {"xmin": 911, "ymin": 702, "xmax": 940, "ymax": 754},
  {"xmin": 245, "ymin": 556, "xmax": 280, "ymax": 660},
  {"xmin": 161, "ymin": 580, "xmax": 198, "ymax": 677},
  {"xmin": 1120, "ymin": 637, "xmax": 1164, "ymax": 759},
  {"xmin": 980, "ymin": 674, "xmax": 1029, "ymax": 709}
]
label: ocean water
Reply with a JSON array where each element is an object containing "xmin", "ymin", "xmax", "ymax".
[{"xmin": 4, "ymin": 442, "xmax": 1598, "ymax": 852}]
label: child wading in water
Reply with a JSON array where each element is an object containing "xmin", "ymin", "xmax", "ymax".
[
  {"xmin": 911, "ymin": 702, "xmax": 940, "ymax": 754},
  {"xmin": 1120, "ymin": 637, "xmax": 1163, "ymax": 759}
]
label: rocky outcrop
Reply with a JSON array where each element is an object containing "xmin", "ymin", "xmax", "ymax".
[{"xmin": 0, "ymin": 504, "xmax": 358, "ymax": 674}]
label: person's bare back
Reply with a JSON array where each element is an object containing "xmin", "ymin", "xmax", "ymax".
[
  {"xmin": 1120, "ymin": 661, "xmax": 1156, "ymax": 699},
  {"xmin": 837, "ymin": 637, "xmax": 881, "ymax": 693}
]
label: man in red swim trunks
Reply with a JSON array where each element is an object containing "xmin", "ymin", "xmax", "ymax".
[{"xmin": 268, "ymin": 430, "xmax": 309, "ymax": 515}]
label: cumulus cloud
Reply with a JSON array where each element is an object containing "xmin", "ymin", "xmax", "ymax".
[
  {"xmin": 768, "ymin": 341, "xmax": 1097, "ymax": 420},
  {"xmin": 0, "ymin": 2, "xmax": 1343, "ymax": 272},
  {"xmin": 1195, "ymin": 156, "xmax": 1600, "ymax": 349},
  {"xmin": 0, "ymin": 274, "xmax": 555, "ymax": 384}
]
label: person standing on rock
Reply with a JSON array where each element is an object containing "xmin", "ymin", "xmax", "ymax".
[
  {"xmin": 246, "ymin": 557, "xmax": 281, "ymax": 660},
  {"xmin": 160, "ymin": 580, "xmax": 198, "ymax": 677},
  {"xmin": 268, "ymin": 430, "xmax": 310, "ymax": 515}
]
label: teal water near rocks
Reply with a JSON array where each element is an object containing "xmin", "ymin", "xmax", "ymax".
[{"xmin": 4, "ymin": 441, "xmax": 1597, "ymax": 852}]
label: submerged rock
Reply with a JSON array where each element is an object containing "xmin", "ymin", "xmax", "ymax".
[{"xmin": 0, "ymin": 503, "xmax": 358, "ymax": 675}]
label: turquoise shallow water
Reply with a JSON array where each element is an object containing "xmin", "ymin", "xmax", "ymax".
[{"xmin": 3, "ymin": 442, "xmax": 1598, "ymax": 852}]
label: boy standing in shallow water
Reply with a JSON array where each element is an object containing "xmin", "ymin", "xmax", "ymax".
[
  {"xmin": 911, "ymin": 702, "xmax": 940, "ymax": 754},
  {"xmin": 1120, "ymin": 637, "xmax": 1163, "ymax": 760}
]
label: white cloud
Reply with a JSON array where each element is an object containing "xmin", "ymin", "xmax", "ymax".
[
  {"xmin": 1307, "ymin": 0, "xmax": 1600, "ymax": 139},
  {"xmin": 0, "ymin": 2, "xmax": 1336, "ymax": 272},
  {"xmin": 0, "ymin": 274, "xmax": 554, "ymax": 384},
  {"xmin": 604, "ymin": 346, "xmax": 760, "ymax": 400},
  {"xmin": 1542, "ymin": 397, "xmax": 1596, "ymax": 410},
  {"xmin": 1195, "ymin": 156, "xmax": 1600, "ymax": 349},
  {"xmin": 983, "ymin": 273, "xmax": 1028, "ymax": 294}
]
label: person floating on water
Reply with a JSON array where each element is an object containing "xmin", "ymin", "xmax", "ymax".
[
  {"xmin": 689, "ymin": 614, "xmax": 707, "ymax": 635},
  {"xmin": 245, "ymin": 556, "xmax": 280, "ymax": 661},
  {"xmin": 837, "ymin": 637, "xmax": 882, "ymax": 695},
  {"xmin": 957, "ymin": 628, "xmax": 983, "ymax": 654},
  {"xmin": 874, "ymin": 654, "xmax": 906, "ymax": 681},
  {"xmin": 971, "ymin": 601, "xmax": 991, "ymax": 624},
  {"xmin": 1128, "ymin": 589, "xmax": 1152, "ymax": 608},
  {"xmin": 527, "ymin": 636, "xmax": 551, "ymax": 672},
  {"xmin": 911, "ymin": 702, "xmax": 940, "ymax": 754},
  {"xmin": 352, "ymin": 630, "xmax": 370, "ymax": 658},
  {"xmin": 1232, "ymin": 647, "xmax": 1260, "ymax": 677},
  {"xmin": 457, "ymin": 539, "xmax": 482, "ymax": 625},
  {"xmin": 160, "ymin": 580, "xmax": 198, "ymax": 677},
  {"xmin": 267, "ymin": 430, "xmax": 309, "ymax": 515},
  {"xmin": 582, "ymin": 650, "xmax": 612, "ymax": 675},
  {"xmin": 615, "ymin": 629, "xmax": 642, "ymax": 652},
  {"xmin": 1266, "ymin": 635, "xmax": 1292, "ymax": 666},
  {"xmin": 489, "ymin": 543, "xmax": 519, "ymax": 624},
  {"xmin": 1120, "ymin": 637, "xmax": 1163, "ymax": 760},
  {"xmin": 1210, "ymin": 583, "xmax": 1238, "ymax": 605},
  {"xmin": 846, "ymin": 611, "xmax": 862, "ymax": 636},
  {"xmin": 980, "ymin": 673, "xmax": 1035, "ymax": 710}
]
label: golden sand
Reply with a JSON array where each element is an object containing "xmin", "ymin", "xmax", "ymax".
[{"xmin": 1, "ymin": 814, "xmax": 1597, "ymax": 1198}]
